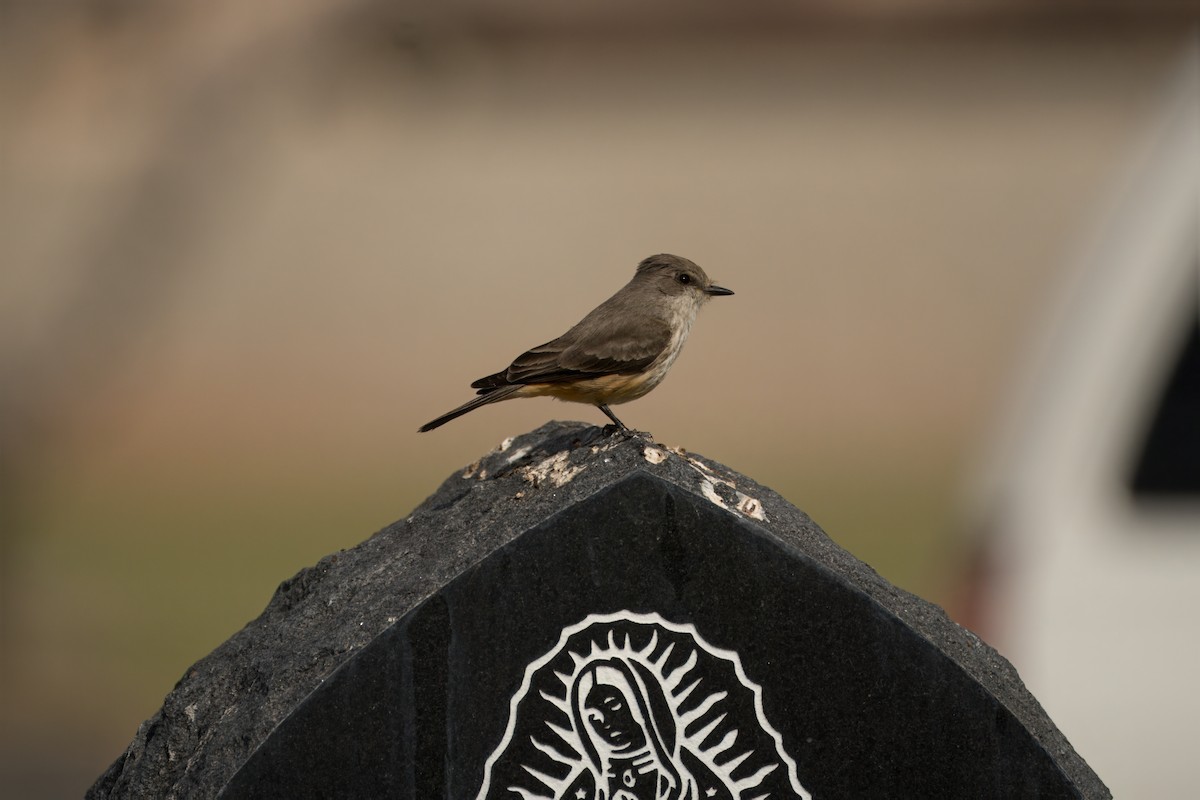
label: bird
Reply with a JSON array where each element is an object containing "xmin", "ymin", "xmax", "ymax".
[{"xmin": 418, "ymin": 253, "xmax": 733, "ymax": 433}]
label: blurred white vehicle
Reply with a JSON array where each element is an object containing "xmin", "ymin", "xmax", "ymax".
[{"xmin": 966, "ymin": 44, "xmax": 1199, "ymax": 799}]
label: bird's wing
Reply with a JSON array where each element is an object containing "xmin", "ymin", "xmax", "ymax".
[{"xmin": 483, "ymin": 315, "xmax": 673, "ymax": 387}]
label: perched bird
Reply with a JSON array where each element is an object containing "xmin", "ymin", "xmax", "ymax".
[{"xmin": 419, "ymin": 253, "xmax": 733, "ymax": 433}]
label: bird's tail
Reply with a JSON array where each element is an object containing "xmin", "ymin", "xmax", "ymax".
[{"xmin": 418, "ymin": 385, "xmax": 521, "ymax": 432}]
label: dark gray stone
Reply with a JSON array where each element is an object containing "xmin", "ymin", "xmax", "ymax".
[{"xmin": 88, "ymin": 421, "xmax": 1109, "ymax": 799}]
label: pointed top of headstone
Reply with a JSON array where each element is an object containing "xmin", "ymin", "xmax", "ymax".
[{"xmin": 89, "ymin": 421, "xmax": 1109, "ymax": 800}]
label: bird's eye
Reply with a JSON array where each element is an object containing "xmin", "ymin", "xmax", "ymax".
[{"xmin": 677, "ymin": 273, "xmax": 692, "ymax": 285}]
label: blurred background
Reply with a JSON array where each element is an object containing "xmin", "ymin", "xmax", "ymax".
[{"xmin": 2, "ymin": 2, "xmax": 1197, "ymax": 797}]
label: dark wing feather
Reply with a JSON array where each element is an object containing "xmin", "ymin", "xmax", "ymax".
[
  {"xmin": 470, "ymin": 369, "xmax": 515, "ymax": 392},
  {"xmin": 473, "ymin": 312, "xmax": 672, "ymax": 389},
  {"xmin": 556, "ymin": 320, "xmax": 671, "ymax": 376}
]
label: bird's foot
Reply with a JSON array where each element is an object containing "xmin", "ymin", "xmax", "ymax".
[
  {"xmin": 601, "ymin": 424, "xmax": 651, "ymax": 440},
  {"xmin": 595, "ymin": 405, "xmax": 653, "ymax": 439}
]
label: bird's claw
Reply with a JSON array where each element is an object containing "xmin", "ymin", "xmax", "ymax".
[{"xmin": 601, "ymin": 424, "xmax": 650, "ymax": 440}]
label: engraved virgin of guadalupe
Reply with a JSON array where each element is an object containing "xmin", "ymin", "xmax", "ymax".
[{"xmin": 476, "ymin": 612, "xmax": 810, "ymax": 800}]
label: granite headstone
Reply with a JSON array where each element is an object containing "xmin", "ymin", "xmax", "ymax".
[{"xmin": 89, "ymin": 421, "xmax": 1109, "ymax": 799}]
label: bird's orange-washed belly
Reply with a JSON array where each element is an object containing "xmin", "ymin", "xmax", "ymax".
[{"xmin": 518, "ymin": 371, "xmax": 663, "ymax": 405}]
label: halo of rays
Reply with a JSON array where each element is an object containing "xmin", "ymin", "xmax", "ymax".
[{"xmin": 475, "ymin": 611, "xmax": 810, "ymax": 800}]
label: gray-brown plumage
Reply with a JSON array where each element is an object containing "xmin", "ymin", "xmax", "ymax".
[{"xmin": 419, "ymin": 254, "xmax": 732, "ymax": 432}]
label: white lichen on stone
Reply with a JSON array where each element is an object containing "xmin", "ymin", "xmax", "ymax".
[
  {"xmin": 643, "ymin": 446, "xmax": 668, "ymax": 465},
  {"xmin": 735, "ymin": 492, "xmax": 767, "ymax": 521},
  {"xmin": 504, "ymin": 445, "xmax": 532, "ymax": 465},
  {"xmin": 522, "ymin": 450, "xmax": 585, "ymax": 488},
  {"xmin": 684, "ymin": 453, "xmax": 768, "ymax": 522},
  {"xmin": 699, "ymin": 476, "xmax": 726, "ymax": 509}
]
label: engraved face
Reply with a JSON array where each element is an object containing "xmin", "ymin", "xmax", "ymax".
[{"xmin": 583, "ymin": 683, "xmax": 646, "ymax": 751}]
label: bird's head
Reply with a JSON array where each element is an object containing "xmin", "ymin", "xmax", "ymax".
[{"xmin": 634, "ymin": 253, "xmax": 734, "ymax": 304}]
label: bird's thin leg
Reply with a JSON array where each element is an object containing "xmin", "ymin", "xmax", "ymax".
[{"xmin": 597, "ymin": 404, "xmax": 629, "ymax": 431}]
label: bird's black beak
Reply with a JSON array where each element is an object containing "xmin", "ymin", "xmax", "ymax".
[{"xmin": 705, "ymin": 284, "xmax": 734, "ymax": 297}]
